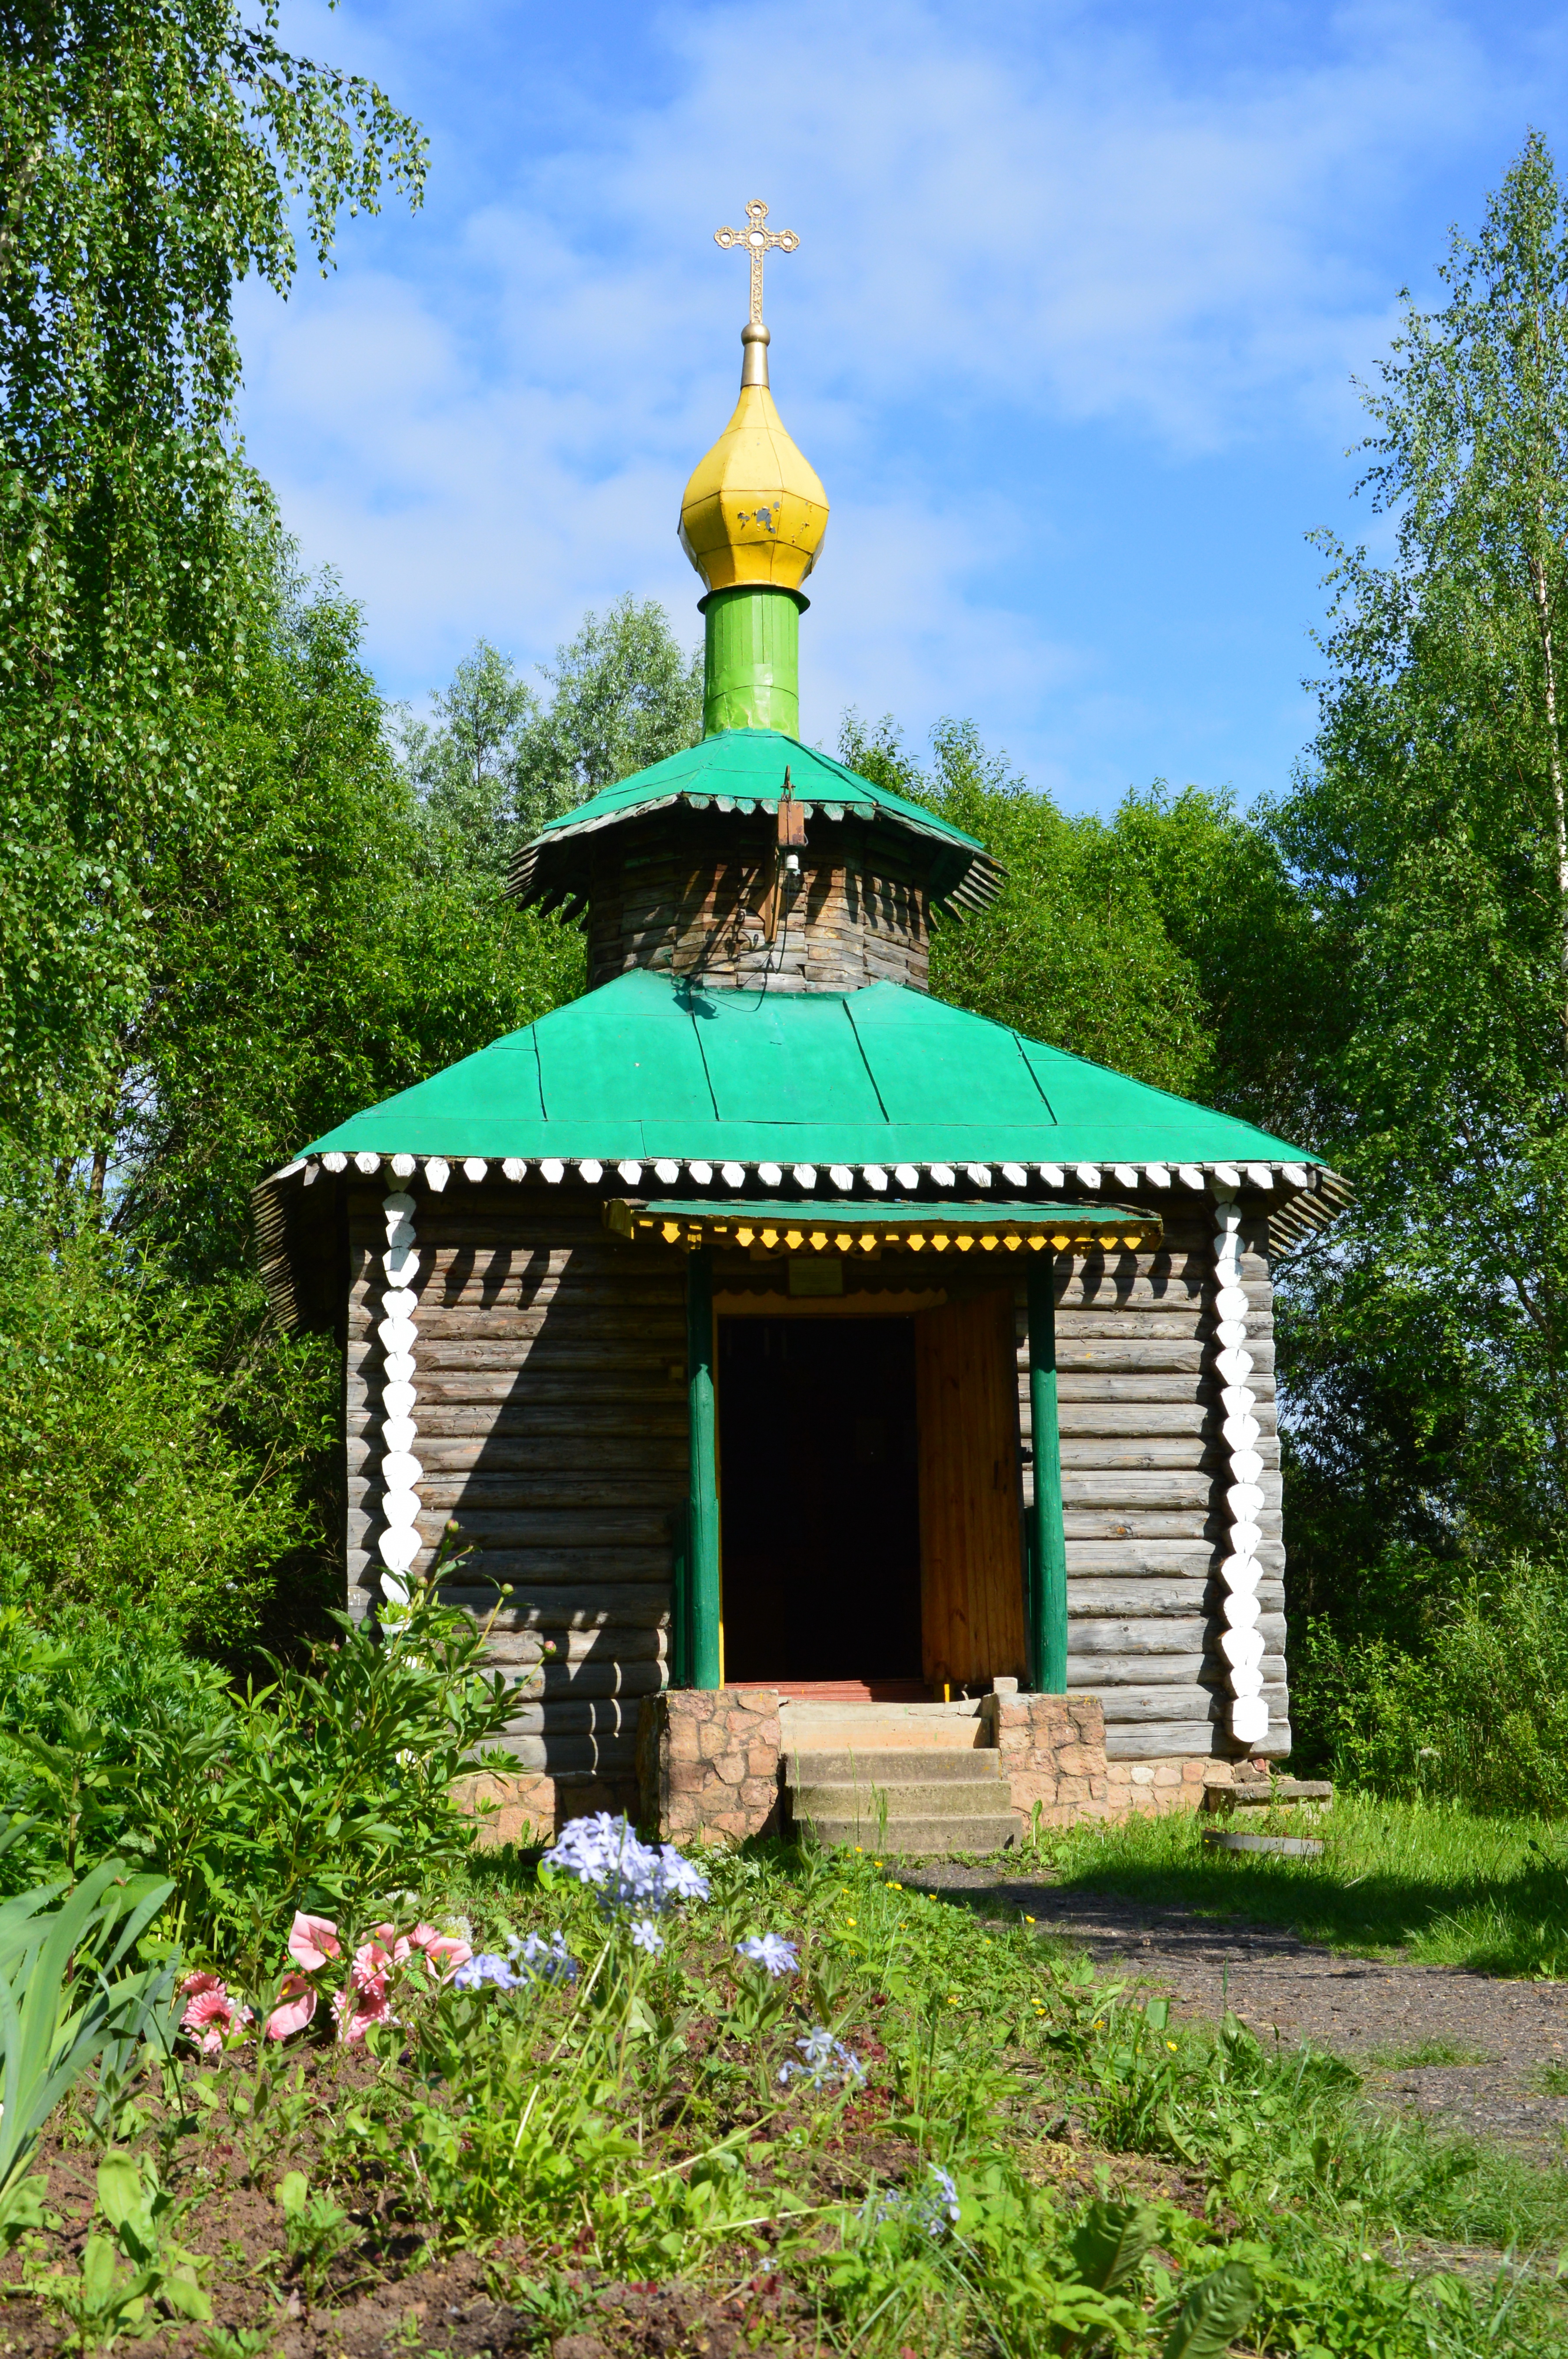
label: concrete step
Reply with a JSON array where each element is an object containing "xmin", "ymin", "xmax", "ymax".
[
  {"xmin": 793, "ymin": 1777, "xmax": 1017, "ymax": 1820},
  {"xmin": 777, "ymin": 1700, "xmax": 985, "ymax": 1751},
  {"xmin": 787, "ymin": 1747, "xmax": 1003, "ymax": 1786},
  {"xmin": 799, "ymin": 1811, "xmax": 1022, "ymax": 1856}
]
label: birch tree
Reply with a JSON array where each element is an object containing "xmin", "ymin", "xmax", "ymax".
[{"xmin": 1274, "ymin": 132, "xmax": 1568, "ymax": 1571}]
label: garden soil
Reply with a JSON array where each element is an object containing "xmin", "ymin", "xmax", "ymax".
[{"xmin": 907, "ymin": 1864, "xmax": 1568, "ymax": 2163}]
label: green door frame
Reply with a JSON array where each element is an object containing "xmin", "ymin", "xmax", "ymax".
[
  {"xmin": 1025, "ymin": 1258, "xmax": 1069, "ymax": 1693},
  {"xmin": 681, "ymin": 1242, "xmax": 723, "ymax": 1689}
]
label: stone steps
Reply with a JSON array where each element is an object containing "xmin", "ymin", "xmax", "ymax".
[{"xmin": 785, "ymin": 1742, "xmax": 1020, "ymax": 1857}]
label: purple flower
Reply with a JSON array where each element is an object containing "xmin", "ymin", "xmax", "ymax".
[
  {"xmin": 629, "ymin": 1917, "xmax": 665, "ymax": 1957},
  {"xmin": 452, "ymin": 1953, "xmax": 522, "ymax": 1992},
  {"xmin": 736, "ymin": 1933, "xmax": 799, "ymax": 1979},
  {"xmin": 541, "ymin": 1815, "xmax": 709, "ymax": 1916},
  {"xmin": 779, "ymin": 2025, "xmax": 865, "ymax": 2090}
]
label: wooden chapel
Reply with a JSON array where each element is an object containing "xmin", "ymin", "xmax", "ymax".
[{"xmin": 255, "ymin": 203, "xmax": 1346, "ymax": 1832}]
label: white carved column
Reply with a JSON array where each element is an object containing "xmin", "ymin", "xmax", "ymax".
[
  {"xmin": 1212, "ymin": 1187, "xmax": 1269, "ymax": 1749},
  {"xmin": 376, "ymin": 1188, "xmax": 424, "ymax": 1601}
]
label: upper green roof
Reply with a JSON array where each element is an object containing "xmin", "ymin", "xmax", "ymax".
[
  {"xmin": 507, "ymin": 728, "xmax": 1002, "ymax": 916},
  {"xmin": 296, "ymin": 967, "xmax": 1319, "ymax": 1172}
]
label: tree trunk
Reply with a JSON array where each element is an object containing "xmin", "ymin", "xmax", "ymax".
[{"xmin": 1530, "ymin": 543, "xmax": 1568, "ymax": 1033}]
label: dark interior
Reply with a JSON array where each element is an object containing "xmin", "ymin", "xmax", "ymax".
[{"xmin": 717, "ymin": 1314, "xmax": 923, "ymax": 1683}]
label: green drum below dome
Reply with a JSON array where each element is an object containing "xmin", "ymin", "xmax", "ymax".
[{"xmin": 701, "ymin": 585, "xmax": 804, "ymax": 737}]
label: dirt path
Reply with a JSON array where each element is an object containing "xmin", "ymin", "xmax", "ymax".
[{"xmin": 907, "ymin": 1865, "xmax": 1568, "ymax": 2163}]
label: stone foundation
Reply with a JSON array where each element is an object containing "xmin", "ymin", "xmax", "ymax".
[
  {"xmin": 982, "ymin": 1690, "xmax": 1113, "ymax": 1825},
  {"xmin": 1105, "ymin": 1756, "xmax": 1236, "ymax": 1815},
  {"xmin": 453, "ymin": 1770, "xmax": 635, "ymax": 1846},
  {"xmin": 980, "ymin": 1689, "xmax": 1244, "ymax": 1826},
  {"xmin": 637, "ymin": 1688, "xmax": 782, "ymax": 1842}
]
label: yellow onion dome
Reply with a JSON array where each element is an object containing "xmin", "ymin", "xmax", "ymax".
[{"xmin": 678, "ymin": 325, "xmax": 829, "ymax": 594}]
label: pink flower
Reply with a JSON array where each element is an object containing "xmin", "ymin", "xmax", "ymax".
[
  {"xmin": 265, "ymin": 1972, "xmax": 318, "ymax": 2042},
  {"xmin": 179, "ymin": 1975, "xmax": 253, "ymax": 2054},
  {"xmin": 410, "ymin": 1926, "xmax": 473, "ymax": 1978},
  {"xmin": 350, "ymin": 1938, "xmax": 398, "ymax": 1997},
  {"xmin": 332, "ymin": 1982, "xmax": 397, "ymax": 2044},
  {"xmin": 287, "ymin": 1912, "xmax": 341, "ymax": 1972}
]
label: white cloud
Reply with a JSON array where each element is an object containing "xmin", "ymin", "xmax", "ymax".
[{"xmin": 238, "ymin": 0, "xmax": 1545, "ymax": 790}]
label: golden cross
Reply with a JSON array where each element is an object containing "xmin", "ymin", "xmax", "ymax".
[{"xmin": 715, "ymin": 199, "xmax": 800, "ymax": 326}]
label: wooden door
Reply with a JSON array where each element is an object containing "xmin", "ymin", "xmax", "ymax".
[{"xmin": 915, "ymin": 1291, "xmax": 1028, "ymax": 1690}]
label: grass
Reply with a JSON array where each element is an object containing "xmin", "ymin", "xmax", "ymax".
[
  {"xmin": 1361, "ymin": 2041, "xmax": 1494, "ymax": 2070},
  {"xmin": 10, "ymin": 1834, "xmax": 1568, "ymax": 2359},
  {"xmin": 1022, "ymin": 1792, "xmax": 1568, "ymax": 1975}
]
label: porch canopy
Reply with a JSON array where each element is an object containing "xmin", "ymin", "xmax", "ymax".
[{"xmin": 605, "ymin": 1198, "xmax": 1162, "ymax": 1255}]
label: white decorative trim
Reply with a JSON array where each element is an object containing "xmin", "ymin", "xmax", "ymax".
[
  {"xmin": 1000, "ymin": 1162, "xmax": 1027, "ymax": 1187},
  {"xmin": 1212, "ymin": 1161, "xmax": 1242, "ymax": 1187},
  {"xmin": 1177, "ymin": 1164, "xmax": 1204, "ymax": 1189},
  {"xmin": 539, "ymin": 1159, "xmax": 564, "ymax": 1184},
  {"xmin": 1075, "ymin": 1163, "xmax": 1102, "ymax": 1189},
  {"xmin": 1242, "ymin": 1162, "xmax": 1274, "ymax": 1188},
  {"xmin": 1279, "ymin": 1163, "xmax": 1308, "ymax": 1189},
  {"xmin": 323, "ymin": 1152, "xmax": 347, "ymax": 1173},
  {"xmin": 302, "ymin": 1161, "xmax": 321, "ymax": 1186},
  {"xmin": 375, "ymin": 1192, "xmax": 424, "ymax": 1599},
  {"xmin": 793, "ymin": 1164, "xmax": 818, "ymax": 1188},
  {"xmin": 930, "ymin": 1163, "xmax": 956, "ymax": 1186},
  {"xmin": 863, "ymin": 1164, "xmax": 889, "ymax": 1192},
  {"xmin": 1038, "ymin": 1163, "xmax": 1065, "ymax": 1186},
  {"xmin": 894, "ymin": 1163, "xmax": 920, "ymax": 1189},
  {"xmin": 655, "ymin": 1160, "xmax": 680, "ymax": 1184},
  {"xmin": 463, "ymin": 1158, "xmax": 487, "ymax": 1183},
  {"xmin": 618, "ymin": 1160, "xmax": 643, "ymax": 1185},
  {"xmin": 1212, "ymin": 1192, "xmax": 1267, "ymax": 1750},
  {"xmin": 354, "ymin": 1151, "xmax": 382, "ymax": 1175},
  {"xmin": 425, "ymin": 1157, "xmax": 450, "ymax": 1192},
  {"xmin": 579, "ymin": 1159, "xmax": 604, "ymax": 1183},
  {"xmin": 829, "ymin": 1163, "xmax": 855, "ymax": 1191},
  {"xmin": 688, "ymin": 1161, "xmax": 714, "ymax": 1185},
  {"xmin": 1111, "ymin": 1163, "xmax": 1139, "ymax": 1188},
  {"xmin": 503, "ymin": 1158, "xmax": 527, "ymax": 1181},
  {"xmin": 1144, "ymin": 1163, "xmax": 1171, "ymax": 1188},
  {"xmin": 721, "ymin": 1161, "xmax": 746, "ymax": 1187},
  {"xmin": 966, "ymin": 1163, "xmax": 993, "ymax": 1187},
  {"xmin": 759, "ymin": 1162, "xmax": 784, "ymax": 1186}
]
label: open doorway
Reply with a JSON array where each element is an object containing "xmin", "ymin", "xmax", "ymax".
[{"xmin": 717, "ymin": 1315, "xmax": 923, "ymax": 1687}]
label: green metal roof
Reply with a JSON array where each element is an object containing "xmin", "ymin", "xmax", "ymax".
[
  {"xmin": 507, "ymin": 728, "xmax": 1003, "ymax": 917},
  {"xmin": 294, "ymin": 967, "xmax": 1320, "ymax": 1171}
]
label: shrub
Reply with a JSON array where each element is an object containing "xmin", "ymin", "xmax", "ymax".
[
  {"xmin": 0, "ymin": 1575, "xmax": 521, "ymax": 1970},
  {"xmin": 0, "ymin": 1204, "xmax": 332, "ymax": 1653},
  {"xmin": 1291, "ymin": 1553, "xmax": 1568, "ymax": 1813}
]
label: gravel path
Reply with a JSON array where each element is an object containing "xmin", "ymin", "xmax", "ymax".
[{"xmin": 907, "ymin": 1865, "xmax": 1568, "ymax": 2163}]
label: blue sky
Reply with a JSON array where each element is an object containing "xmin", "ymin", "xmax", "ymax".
[{"xmin": 238, "ymin": 0, "xmax": 1568, "ymax": 814}]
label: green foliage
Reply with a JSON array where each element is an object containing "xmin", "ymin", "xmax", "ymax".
[
  {"xmin": 394, "ymin": 598, "xmax": 702, "ymax": 878},
  {"xmin": 0, "ymin": 1210, "xmax": 329, "ymax": 1647},
  {"xmin": 0, "ymin": 1859, "xmax": 176, "ymax": 2247},
  {"xmin": 1269, "ymin": 133, "xmax": 1568, "ymax": 1600},
  {"xmin": 27, "ymin": 2150, "xmax": 212, "ymax": 2349},
  {"xmin": 839, "ymin": 713, "xmax": 1329, "ymax": 1136},
  {"xmin": 0, "ymin": 1574, "xmax": 520, "ymax": 1968},
  {"xmin": 298, "ymin": 1840, "xmax": 1563, "ymax": 2356},
  {"xmin": 1293, "ymin": 1554, "xmax": 1568, "ymax": 1815},
  {"xmin": 0, "ymin": 0, "xmax": 425, "ymax": 1173}
]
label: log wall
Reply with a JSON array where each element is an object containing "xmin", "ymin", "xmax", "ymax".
[
  {"xmin": 346, "ymin": 1180, "xmax": 687, "ymax": 1798},
  {"xmin": 1014, "ymin": 1212, "xmax": 1289, "ymax": 1759},
  {"xmin": 585, "ymin": 808, "xmax": 932, "ymax": 993},
  {"xmin": 344, "ymin": 1183, "xmax": 1289, "ymax": 1794}
]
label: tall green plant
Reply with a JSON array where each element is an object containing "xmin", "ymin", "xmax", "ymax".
[
  {"xmin": 1270, "ymin": 132, "xmax": 1568, "ymax": 1586},
  {"xmin": 0, "ymin": 1573, "xmax": 522, "ymax": 1966},
  {"xmin": 0, "ymin": 1859, "xmax": 175, "ymax": 2246},
  {"xmin": 0, "ymin": 2, "xmax": 425, "ymax": 1180}
]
